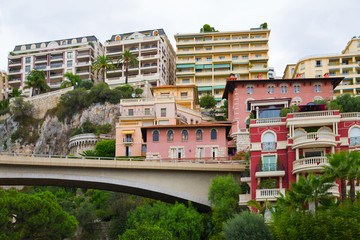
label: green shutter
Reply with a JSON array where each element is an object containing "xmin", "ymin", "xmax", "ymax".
[
  {"xmin": 214, "ymin": 64, "xmax": 230, "ymax": 68},
  {"xmin": 204, "ymin": 64, "xmax": 212, "ymax": 69},
  {"xmin": 177, "ymin": 64, "xmax": 195, "ymax": 68},
  {"xmin": 214, "ymin": 85, "xmax": 226, "ymax": 89},
  {"xmin": 195, "ymin": 65, "xmax": 204, "ymax": 69},
  {"xmin": 197, "ymin": 86, "xmax": 212, "ymax": 91}
]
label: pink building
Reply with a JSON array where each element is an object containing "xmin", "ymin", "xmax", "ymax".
[
  {"xmin": 141, "ymin": 123, "xmax": 231, "ymax": 160},
  {"xmin": 223, "ymin": 75, "xmax": 343, "ymax": 151}
]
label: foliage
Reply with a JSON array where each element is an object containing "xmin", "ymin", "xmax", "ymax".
[
  {"xmin": 314, "ymin": 99, "xmax": 329, "ymax": 105},
  {"xmin": 24, "ymin": 69, "xmax": 50, "ymax": 95},
  {"xmin": 10, "ymin": 97, "xmax": 34, "ymax": 120},
  {"xmin": 69, "ymin": 119, "xmax": 112, "ymax": 137},
  {"xmin": 10, "ymin": 88, "xmax": 21, "ymax": 98},
  {"xmin": 0, "ymin": 98, "xmax": 10, "ymax": 116},
  {"xmin": 134, "ymin": 87, "xmax": 143, "ymax": 97},
  {"xmin": 260, "ymin": 22, "xmax": 268, "ymax": 29},
  {"xmin": 257, "ymin": 179, "xmax": 277, "ymax": 189},
  {"xmin": 328, "ymin": 93, "xmax": 360, "ymax": 112},
  {"xmin": 61, "ymin": 72, "xmax": 82, "ymax": 88},
  {"xmin": 125, "ymin": 201, "xmax": 204, "ymax": 240},
  {"xmin": 95, "ymin": 140, "xmax": 116, "ymax": 157},
  {"xmin": 115, "ymin": 84, "xmax": 134, "ymax": 98},
  {"xmin": 117, "ymin": 50, "xmax": 138, "ymax": 84},
  {"xmin": 92, "ymin": 55, "xmax": 115, "ymax": 82},
  {"xmin": 200, "ymin": 94, "xmax": 217, "ymax": 109},
  {"xmin": 0, "ymin": 190, "xmax": 78, "ymax": 240},
  {"xmin": 119, "ymin": 223, "xmax": 173, "ymax": 240},
  {"xmin": 223, "ymin": 211, "xmax": 271, "ymax": 240},
  {"xmin": 79, "ymin": 78, "xmax": 94, "ymax": 89},
  {"xmin": 200, "ymin": 24, "xmax": 217, "ymax": 33},
  {"xmin": 220, "ymin": 99, "xmax": 228, "ymax": 119},
  {"xmin": 280, "ymin": 108, "xmax": 290, "ymax": 117}
]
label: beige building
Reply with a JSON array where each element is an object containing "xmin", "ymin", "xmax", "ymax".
[
  {"xmin": 285, "ymin": 37, "xmax": 360, "ymax": 96},
  {"xmin": 104, "ymin": 29, "xmax": 176, "ymax": 91},
  {"xmin": 0, "ymin": 72, "xmax": 9, "ymax": 100},
  {"xmin": 174, "ymin": 27, "xmax": 270, "ymax": 104},
  {"xmin": 7, "ymin": 36, "xmax": 104, "ymax": 96}
]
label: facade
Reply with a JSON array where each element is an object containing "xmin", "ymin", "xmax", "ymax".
[
  {"xmin": 287, "ymin": 37, "xmax": 360, "ymax": 96},
  {"xmin": 68, "ymin": 133, "xmax": 113, "ymax": 156},
  {"xmin": 174, "ymin": 28, "xmax": 270, "ymax": 104},
  {"xmin": 240, "ymin": 104, "xmax": 360, "ymax": 206},
  {"xmin": 142, "ymin": 123, "xmax": 231, "ymax": 160},
  {"xmin": 8, "ymin": 36, "xmax": 104, "ymax": 95},
  {"xmin": 104, "ymin": 29, "xmax": 176, "ymax": 90},
  {"xmin": 0, "ymin": 72, "xmax": 8, "ymax": 100},
  {"xmin": 151, "ymin": 85, "xmax": 199, "ymax": 110},
  {"xmin": 223, "ymin": 75, "xmax": 343, "ymax": 151},
  {"xmin": 115, "ymin": 96, "xmax": 204, "ymax": 157}
]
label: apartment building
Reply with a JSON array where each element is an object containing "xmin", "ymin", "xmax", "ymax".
[
  {"xmin": 0, "ymin": 72, "xmax": 8, "ymax": 100},
  {"xmin": 223, "ymin": 74, "xmax": 343, "ymax": 151},
  {"xmin": 287, "ymin": 37, "xmax": 360, "ymax": 96},
  {"xmin": 239, "ymin": 101, "xmax": 360, "ymax": 208},
  {"xmin": 104, "ymin": 29, "xmax": 176, "ymax": 90},
  {"xmin": 175, "ymin": 28, "xmax": 270, "ymax": 104},
  {"xmin": 7, "ymin": 36, "xmax": 104, "ymax": 95}
]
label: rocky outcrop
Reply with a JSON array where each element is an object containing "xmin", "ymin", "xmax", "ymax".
[{"xmin": 0, "ymin": 102, "xmax": 119, "ymax": 155}]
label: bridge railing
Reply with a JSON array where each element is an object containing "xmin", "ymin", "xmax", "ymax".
[{"xmin": 0, "ymin": 152, "xmax": 245, "ymax": 164}]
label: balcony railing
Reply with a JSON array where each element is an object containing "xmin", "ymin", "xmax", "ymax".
[
  {"xmin": 9, "ymin": 70, "xmax": 21, "ymax": 73},
  {"xmin": 342, "ymin": 112, "xmax": 360, "ymax": 118},
  {"xmin": 239, "ymin": 194, "xmax": 251, "ymax": 205},
  {"xmin": 255, "ymin": 163, "xmax": 285, "ymax": 172},
  {"xmin": 350, "ymin": 137, "xmax": 360, "ymax": 146},
  {"xmin": 256, "ymin": 188, "xmax": 285, "ymax": 201},
  {"xmin": 254, "ymin": 117, "xmax": 283, "ymax": 124},
  {"xmin": 291, "ymin": 110, "xmax": 336, "ymax": 118},
  {"xmin": 293, "ymin": 156, "xmax": 328, "ymax": 174},
  {"xmin": 262, "ymin": 141, "xmax": 275, "ymax": 150},
  {"xmin": 50, "ymin": 63, "xmax": 63, "ymax": 68},
  {"xmin": 34, "ymin": 65, "xmax": 47, "ymax": 70},
  {"xmin": 123, "ymin": 138, "xmax": 134, "ymax": 143},
  {"xmin": 77, "ymin": 52, "xmax": 89, "ymax": 56},
  {"xmin": 51, "ymin": 56, "xmax": 63, "ymax": 60},
  {"xmin": 293, "ymin": 132, "xmax": 336, "ymax": 146}
]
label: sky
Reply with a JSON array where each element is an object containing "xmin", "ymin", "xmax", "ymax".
[{"xmin": 0, "ymin": 0, "xmax": 359, "ymax": 76}]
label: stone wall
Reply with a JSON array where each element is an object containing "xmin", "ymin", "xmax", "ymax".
[{"xmin": 232, "ymin": 131, "xmax": 250, "ymax": 152}]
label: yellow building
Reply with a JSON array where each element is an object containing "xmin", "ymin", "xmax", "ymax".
[
  {"xmin": 286, "ymin": 37, "xmax": 360, "ymax": 96},
  {"xmin": 0, "ymin": 72, "xmax": 9, "ymax": 100},
  {"xmin": 151, "ymin": 85, "xmax": 199, "ymax": 110},
  {"xmin": 174, "ymin": 27, "xmax": 270, "ymax": 104}
]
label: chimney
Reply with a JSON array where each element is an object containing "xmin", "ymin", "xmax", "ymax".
[
  {"xmin": 324, "ymin": 72, "xmax": 329, "ymax": 78},
  {"xmin": 257, "ymin": 74, "xmax": 262, "ymax": 80},
  {"xmin": 296, "ymin": 73, "xmax": 302, "ymax": 79}
]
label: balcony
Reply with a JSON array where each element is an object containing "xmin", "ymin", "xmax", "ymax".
[
  {"xmin": 123, "ymin": 137, "xmax": 134, "ymax": 143},
  {"xmin": 256, "ymin": 188, "xmax": 285, "ymax": 201},
  {"xmin": 50, "ymin": 63, "xmax": 63, "ymax": 68},
  {"xmin": 255, "ymin": 163, "xmax": 285, "ymax": 178},
  {"xmin": 50, "ymin": 73, "xmax": 63, "ymax": 79},
  {"xmin": 239, "ymin": 194, "xmax": 251, "ymax": 206},
  {"xmin": 9, "ymin": 61, "xmax": 21, "ymax": 66},
  {"xmin": 77, "ymin": 61, "xmax": 91, "ymax": 66},
  {"xmin": 120, "ymin": 110, "xmax": 155, "ymax": 119},
  {"xmin": 35, "ymin": 58, "xmax": 47, "ymax": 63},
  {"xmin": 287, "ymin": 110, "xmax": 340, "ymax": 127},
  {"xmin": 50, "ymin": 55, "xmax": 63, "ymax": 61},
  {"xmin": 34, "ymin": 65, "xmax": 47, "ymax": 70},
  {"xmin": 8, "ymin": 70, "xmax": 21, "ymax": 74},
  {"xmin": 292, "ymin": 156, "xmax": 328, "ymax": 174},
  {"xmin": 292, "ymin": 132, "xmax": 337, "ymax": 148},
  {"xmin": 77, "ymin": 52, "xmax": 89, "ymax": 57}
]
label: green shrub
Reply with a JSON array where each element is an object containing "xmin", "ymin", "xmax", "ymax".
[{"xmin": 95, "ymin": 140, "xmax": 115, "ymax": 157}]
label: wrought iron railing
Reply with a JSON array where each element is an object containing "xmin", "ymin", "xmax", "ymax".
[
  {"xmin": 255, "ymin": 163, "xmax": 285, "ymax": 172},
  {"xmin": 262, "ymin": 142, "xmax": 275, "ymax": 150}
]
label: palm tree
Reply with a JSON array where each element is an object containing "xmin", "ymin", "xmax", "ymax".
[
  {"xmin": 247, "ymin": 199, "xmax": 271, "ymax": 216},
  {"xmin": 306, "ymin": 174, "xmax": 334, "ymax": 212},
  {"xmin": 24, "ymin": 70, "xmax": 50, "ymax": 96},
  {"xmin": 117, "ymin": 50, "xmax": 138, "ymax": 84},
  {"xmin": 92, "ymin": 55, "xmax": 115, "ymax": 83},
  {"xmin": 347, "ymin": 151, "xmax": 360, "ymax": 202},
  {"xmin": 323, "ymin": 151, "xmax": 351, "ymax": 201},
  {"xmin": 61, "ymin": 72, "xmax": 82, "ymax": 89}
]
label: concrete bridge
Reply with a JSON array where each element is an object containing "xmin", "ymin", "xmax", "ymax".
[{"xmin": 0, "ymin": 153, "xmax": 244, "ymax": 211}]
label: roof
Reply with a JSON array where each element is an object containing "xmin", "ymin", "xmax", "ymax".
[
  {"xmin": 110, "ymin": 28, "xmax": 166, "ymax": 41},
  {"xmin": 174, "ymin": 29, "xmax": 270, "ymax": 37},
  {"xmin": 13, "ymin": 36, "xmax": 99, "ymax": 51},
  {"xmin": 222, "ymin": 76, "xmax": 344, "ymax": 99},
  {"xmin": 151, "ymin": 85, "xmax": 196, "ymax": 89}
]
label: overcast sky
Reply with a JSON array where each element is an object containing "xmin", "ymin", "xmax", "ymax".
[{"xmin": 0, "ymin": 0, "xmax": 359, "ymax": 76}]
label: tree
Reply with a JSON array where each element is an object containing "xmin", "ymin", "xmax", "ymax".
[
  {"xmin": 10, "ymin": 88, "xmax": 21, "ymax": 98},
  {"xmin": 24, "ymin": 69, "xmax": 50, "ymax": 96},
  {"xmin": 247, "ymin": 199, "xmax": 271, "ymax": 216},
  {"xmin": 134, "ymin": 88, "xmax": 143, "ymax": 97},
  {"xmin": 200, "ymin": 95, "xmax": 217, "ymax": 109},
  {"xmin": 61, "ymin": 72, "xmax": 82, "ymax": 89},
  {"xmin": 200, "ymin": 24, "xmax": 216, "ymax": 33},
  {"xmin": 346, "ymin": 151, "xmax": 360, "ymax": 202},
  {"xmin": 79, "ymin": 78, "xmax": 94, "ymax": 89},
  {"xmin": 329, "ymin": 93, "xmax": 360, "ymax": 112},
  {"xmin": 95, "ymin": 140, "xmax": 115, "ymax": 157},
  {"xmin": 119, "ymin": 223, "xmax": 173, "ymax": 240},
  {"xmin": 323, "ymin": 151, "xmax": 351, "ymax": 201},
  {"xmin": 0, "ymin": 190, "xmax": 78, "ymax": 240},
  {"xmin": 10, "ymin": 97, "xmax": 34, "ymax": 120},
  {"xmin": 260, "ymin": 22, "xmax": 268, "ymax": 29},
  {"xmin": 117, "ymin": 50, "xmax": 138, "ymax": 84},
  {"xmin": 92, "ymin": 55, "xmax": 115, "ymax": 83},
  {"xmin": 223, "ymin": 211, "xmax": 271, "ymax": 240},
  {"xmin": 116, "ymin": 84, "xmax": 134, "ymax": 98}
]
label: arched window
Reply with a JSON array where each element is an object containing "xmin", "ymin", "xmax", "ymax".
[
  {"xmin": 153, "ymin": 130, "xmax": 159, "ymax": 142},
  {"xmin": 182, "ymin": 130, "xmax": 188, "ymax": 141},
  {"xmin": 196, "ymin": 129, "xmax": 203, "ymax": 141},
  {"xmin": 350, "ymin": 127, "xmax": 360, "ymax": 145},
  {"xmin": 211, "ymin": 129, "xmax": 217, "ymax": 140},
  {"xmin": 167, "ymin": 130, "xmax": 174, "ymax": 142},
  {"xmin": 262, "ymin": 132, "xmax": 276, "ymax": 150}
]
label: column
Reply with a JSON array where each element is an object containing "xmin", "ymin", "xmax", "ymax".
[
  {"xmin": 336, "ymin": 122, "xmax": 339, "ymax": 135},
  {"xmin": 296, "ymin": 174, "xmax": 299, "ymax": 182},
  {"xmin": 256, "ymin": 106, "xmax": 259, "ymax": 119},
  {"xmin": 296, "ymin": 148, "xmax": 299, "ymax": 160},
  {"xmin": 279, "ymin": 177, "xmax": 283, "ymax": 189},
  {"xmin": 332, "ymin": 146, "xmax": 335, "ymax": 154}
]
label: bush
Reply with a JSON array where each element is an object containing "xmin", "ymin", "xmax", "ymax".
[
  {"xmin": 95, "ymin": 140, "xmax": 115, "ymax": 157},
  {"xmin": 223, "ymin": 211, "xmax": 271, "ymax": 240},
  {"xmin": 56, "ymin": 88, "xmax": 92, "ymax": 121},
  {"xmin": 200, "ymin": 95, "xmax": 217, "ymax": 109},
  {"xmin": 10, "ymin": 97, "xmax": 34, "ymax": 120},
  {"xmin": 119, "ymin": 223, "xmax": 173, "ymax": 240},
  {"xmin": 79, "ymin": 79, "xmax": 94, "ymax": 89}
]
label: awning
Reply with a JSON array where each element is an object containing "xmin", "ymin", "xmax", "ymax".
[
  {"xmin": 343, "ymin": 89, "xmax": 353, "ymax": 91},
  {"xmin": 195, "ymin": 65, "xmax": 204, "ymax": 69},
  {"xmin": 233, "ymin": 62, "xmax": 248, "ymax": 65},
  {"xmin": 214, "ymin": 64, "xmax": 230, "ymax": 68},
  {"xmin": 198, "ymin": 86, "xmax": 212, "ymax": 91},
  {"xmin": 122, "ymin": 130, "xmax": 135, "ymax": 134},
  {"xmin": 214, "ymin": 85, "xmax": 226, "ymax": 89},
  {"xmin": 177, "ymin": 64, "xmax": 194, "ymax": 68},
  {"xmin": 342, "ymin": 67, "xmax": 353, "ymax": 70},
  {"xmin": 215, "ymin": 98, "xmax": 222, "ymax": 101},
  {"xmin": 204, "ymin": 64, "xmax": 212, "ymax": 69},
  {"xmin": 329, "ymin": 68, "xmax": 340, "ymax": 70},
  {"xmin": 178, "ymin": 35, "xmax": 203, "ymax": 38}
]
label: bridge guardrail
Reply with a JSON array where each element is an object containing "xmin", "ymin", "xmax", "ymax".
[{"xmin": 0, "ymin": 152, "xmax": 245, "ymax": 164}]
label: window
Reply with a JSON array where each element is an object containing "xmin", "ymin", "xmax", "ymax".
[
  {"xmin": 196, "ymin": 129, "xmax": 203, "ymax": 141},
  {"xmin": 358, "ymin": 41, "xmax": 360, "ymax": 47},
  {"xmin": 145, "ymin": 108, "xmax": 150, "ymax": 115},
  {"xmin": 128, "ymin": 109, "xmax": 134, "ymax": 116},
  {"xmin": 262, "ymin": 132, "xmax": 276, "ymax": 150},
  {"xmin": 281, "ymin": 85, "xmax": 287, "ymax": 94},
  {"xmin": 262, "ymin": 155, "xmax": 276, "ymax": 171},
  {"xmin": 161, "ymin": 108, "xmax": 166, "ymax": 117},
  {"xmin": 232, "ymin": 56, "xmax": 239, "ymax": 60},
  {"xmin": 206, "ymin": 47, "xmax": 212, "ymax": 51},
  {"xmin": 181, "ymin": 130, "xmax": 188, "ymax": 141},
  {"xmin": 211, "ymin": 129, "xmax": 217, "ymax": 140},
  {"xmin": 215, "ymin": 90, "xmax": 220, "ymax": 95},
  {"xmin": 268, "ymin": 85, "xmax": 274, "ymax": 94},
  {"xmin": 67, "ymin": 60, "xmax": 72, "ymax": 67},
  {"xmin": 247, "ymin": 86, "xmax": 254, "ymax": 95},
  {"xmin": 350, "ymin": 127, "xmax": 360, "ymax": 145},
  {"xmin": 198, "ymin": 147, "xmax": 204, "ymax": 159},
  {"xmin": 196, "ymin": 57, "xmax": 202, "ymax": 62},
  {"xmin": 329, "ymin": 71, "xmax": 336, "ymax": 76},
  {"xmin": 167, "ymin": 130, "xmax": 174, "ymax": 142},
  {"xmin": 206, "ymin": 78, "xmax": 211, "ymax": 83},
  {"xmin": 342, "ymin": 60, "xmax": 349, "ymax": 65},
  {"xmin": 314, "ymin": 84, "xmax": 321, "ymax": 93},
  {"xmin": 255, "ymin": 54, "xmax": 262, "ymax": 58},
  {"xmin": 25, "ymin": 57, "xmax": 31, "ymax": 63},
  {"xmin": 153, "ymin": 130, "xmax": 159, "ymax": 142},
  {"xmin": 206, "ymin": 57, "xmax": 212, "ymax": 61},
  {"xmin": 241, "ymin": 55, "xmax": 248, "ymax": 59},
  {"xmin": 219, "ymin": 56, "xmax": 225, "ymax": 60},
  {"xmin": 212, "ymin": 147, "xmax": 218, "ymax": 158},
  {"xmin": 182, "ymin": 78, "xmax": 190, "ymax": 84},
  {"xmin": 294, "ymin": 84, "xmax": 300, "ymax": 93},
  {"xmin": 315, "ymin": 60, "xmax": 322, "ymax": 67},
  {"xmin": 343, "ymin": 70, "xmax": 349, "ymax": 75},
  {"xmin": 25, "ymin": 66, "xmax": 31, "ymax": 72},
  {"xmin": 67, "ymin": 52, "xmax": 73, "ymax": 58}
]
